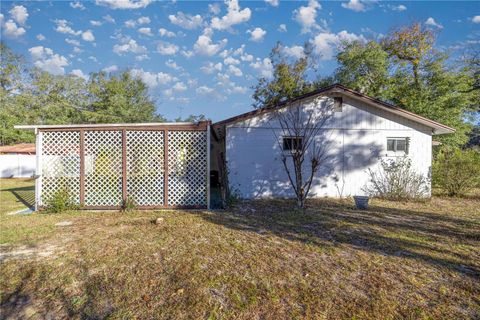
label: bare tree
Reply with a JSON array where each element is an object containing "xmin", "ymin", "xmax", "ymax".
[{"xmin": 270, "ymin": 97, "xmax": 334, "ymax": 209}]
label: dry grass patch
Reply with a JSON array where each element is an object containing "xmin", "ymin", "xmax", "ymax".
[{"xmin": 0, "ymin": 186, "xmax": 479, "ymax": 319}]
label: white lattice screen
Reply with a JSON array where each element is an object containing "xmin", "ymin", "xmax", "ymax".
[
  {"xmin": 39, "ymin": 126, "xmax": 208, "ymax": 209},
  {"xmin": 84, "ymin": 130, "xmax": 123, "ymax": 206},
  {"xmin": 168, "ymin": 131, "xmax": 207, "ymax": 206},
  {"xmin": 41, "ymin": 131, "xmax": 81, "ymax": 205},
  {"xmin": 126, "ymin": 130, "xmax": 164, "ymax": 206}
]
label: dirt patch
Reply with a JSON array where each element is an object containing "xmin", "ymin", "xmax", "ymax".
[{"xmin": 0, "ymin": 244, "xmax": 61, "ymax": 262}]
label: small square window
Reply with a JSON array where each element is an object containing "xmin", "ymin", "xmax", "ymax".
[
  {"xmin": 333, "ymin": 97, "xmax": 343, "ymax": 112},
  {"xmin": 283, "ymin": 136, "xmax": 303, "ymax": 152},
  {"xmin": 387, "ymin": 138, "xmax": 409, "ymax": 155}
]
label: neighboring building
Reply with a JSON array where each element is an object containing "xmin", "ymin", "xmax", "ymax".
[
  {"xmin": 0, "ymin": 143, "xmax": 36, "ymax": 178},
  {"xmin": 211, "ymin": 84, "xmax": 454, "ymax": 199}
]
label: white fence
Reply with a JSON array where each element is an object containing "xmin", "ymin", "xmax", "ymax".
[{"xmin": 0, "ymin": 155, "xmax": 36, "ymax": 178}]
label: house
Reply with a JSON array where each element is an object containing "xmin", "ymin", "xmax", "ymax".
[
  {"xmin": 15, "ymin": 84, "xmax": 455, "ymax": 210},
  {"xmin": 211, "ymin": 84, "xmax": 454, "ymax": 199},
  {"xmin": 0, "ymin": 143, "xmax": 36, "ymax": 178}
]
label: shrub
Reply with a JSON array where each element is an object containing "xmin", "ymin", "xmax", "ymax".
[
  {"xmin": 433, "ymin": 148, "xmax": 480, "ymax": 196},
  {"xmin": 363, "ymin": 157, "xmax": 430, "ymax": 200},
  {"xmin": 121, "ymin": 195, "xmax": 137, "ymax": 212},
  {"xmin": 44, "ymin": 187, "xmax": 78, "ymax": 213}
]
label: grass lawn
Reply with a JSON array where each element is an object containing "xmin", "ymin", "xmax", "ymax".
[{"xmin": 0, "ymin": 179, "xmax": 479, "ymax": 319}]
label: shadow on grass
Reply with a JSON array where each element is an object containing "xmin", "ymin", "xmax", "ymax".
[
  {"xmin": 2, "ymin": 186, "xmax": 35, "ymax": 210},
  {"xmin": 194, "ymin": 199, "xmax": 480, "ymax": 280},
  {"xmin": 0, "ymin": 261, "xmax": 117, "ymax": 319}
]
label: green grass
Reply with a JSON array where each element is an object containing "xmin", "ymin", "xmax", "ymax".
[
  {"xmin": 0, "ymin": 178, "xmax": 35, "ymax": 215},
  {"xmin": 1, "ymin": 179, "xmax": 479, "ymax": 319}
]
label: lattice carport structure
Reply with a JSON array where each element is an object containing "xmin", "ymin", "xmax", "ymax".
[{"xmin": 16, "ymin": 122, "xmax": 211, "ymax": 210}]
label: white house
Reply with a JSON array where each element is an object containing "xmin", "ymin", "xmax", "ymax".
[{"xmin": 211, "ymin": 84, "xmax": 454, "ymax": 199}]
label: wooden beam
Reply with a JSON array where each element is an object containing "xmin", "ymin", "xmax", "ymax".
[
  {"xmin": 122, "ymin": 129, "xmax": 127, "ymax": 204},
  {"xmin": 163, "ymin": 129, "xmax": 169, "ymax": 206},
  {"xmin": 79, "ymin": 130, "xmax": 85, "ymax": 206}
]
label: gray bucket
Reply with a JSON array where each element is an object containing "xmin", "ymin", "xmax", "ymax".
[{"xmin": 353, "ymin": 196, "xmax": 369, "ymax": 210}]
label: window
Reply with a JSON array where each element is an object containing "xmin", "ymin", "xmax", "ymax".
[
  {"xmin": 387, "ymin": 138, "xmax": 409, "ymax": 155},
  {"xmin": 283, "ymin": 136, "xmax": 303, "ymax": 152},
  {"xmin": 333, "ymin": 97, "xmax": 343, "ymax": 112}
]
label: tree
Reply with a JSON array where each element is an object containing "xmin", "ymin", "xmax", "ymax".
[
  {"xmin": 334, "ymin": 40, "xmax": 390, "ymax": 97},
  {"xmin": 86, "ymin": 71, "xmax": 163, "ymax": 123},
  {"xmin": 252, "ymin": 42, "xmax": 314, "ymax": 109},
  {"xmin": 382, "ymin": 22, "xmax": 435, "ymax": 88},
  {"xmin": 270, "ymin": 99, "xmax": 334, "ymax": 209}
]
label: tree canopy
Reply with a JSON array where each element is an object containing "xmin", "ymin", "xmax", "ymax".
[
  {"xmin": 252, "ymin": 23, "xmax": 479, "ymax": 148},
  {"xmin": 0, "ymin": 43, "xmax": 164, "ymax": 145}
]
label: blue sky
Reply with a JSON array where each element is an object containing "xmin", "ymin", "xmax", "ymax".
[{"xmin": 1, "ymin": 0, "xmax": 479, "ymax": 122}]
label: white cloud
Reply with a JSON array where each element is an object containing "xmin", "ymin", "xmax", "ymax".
[
  {"xmin": 95, "ymin": 0, "xmax": 152, "ymax": 10},
  {"xmin": 73, "ymin": 47, "xmax": 83, "ymax": 54},
  {"xmin": 341, "ymin": 0, "xmax": 366, "ymax": 12},
  {"xmin": 138, "ymin": 27, "xmax": 153, "ymax": 36},
  {"xmin": 169, "ymin": 12, "xmax": 203, "ymax": 30},
  {"xmin": 228, "ymin": 65, "xmax": 243, "ymax": 77},
  {"xmin": 282, "ymin": 45, "xmax": 305, "ymax": 59},
  {"xmin": 196, "ymin": 85, "xmax": 226, "ymax": 102},
  {"xmin": 103, "ymin": 15, "xmax": 115, "ymax": 24},
  {"xmin": 3, "ymin": 20, "xmax": 26, "ymax": 38},
  {"xmin": 194, "ymin": 29, "xmax": 228, "ymax": 56},
  {"xmin": 70, "ymin": 69, "xmax": 88, "ymax": 80},
  {"xmin": 229, "ymin": 85, "xmax": 247, "ymax": 94},
  {"xmin": 278, "ymin": 24, "xmax": 287, "ymax": 32},
  {"xmin": 294, "ymin": 0, "xmax": 321, "ymax": 33},
  {"xmin": 124, "ymin": 19, "xmax": 137, "ymax": 28},
  {"xmin": 103, "ymin": 65, "xmax": 119, "ymax": 73},
  {"xmin": 88, "ymin": 56, "xmax": 98, "ymax": 62},
  {"xmin": 131, "ymin": 68, "xmax": 174, "ymax": 88},
  {"xmin": 66, "ymin": 38, "xmax": 81, "ymax": 46},
  {"xmin": 224, "ymin": 56, "xmax": 240, "ymax": 65},
  {"xmin": 265, "ymin": 0, "xmax": 279, "ymax": 7},
  {"xmin": 200, "ymin": 62, "xmax": 223, "ymax": 74},
  {"xmin": 425, "ymin": 17, "xmax": 443, "ymax": 29},
  {"xmin": 135, "ymin": 54, "xmax": 150, "ymax": 61},
  {"xmin": 211, "ymin": 0, "xmax": 251, "ymax": 30},
  {"xmin": 250, "ymin": 57, "xmax": 273, "ymax": 78},
  {"xmin": 54, "ymin": 19, "xmax": 81, "ymax": 36},
  {"xmin": 82, "ymin": 30, "xmax": 95, "ymax": 42},
  {"xmin": 247, "ymin": 27, "xmax": 266, "ymax": 42},
  {"xmin": 157, "ymin": 41, "xmax": 179, "ymax": 55},
  {"xmin": 181, "ymin": 50, "xmax": 194, "ymax": 58},
  {"xmin": 137, "ymin": 16, "xmax": 151, "ymax": 25},
  {"xmin": 172, "ymin": 81, "xmax": 187, "ymax": 92},
  {"xmin": 196, "ymin": 85, "xmax": 215, "ymax": 95},
  {"xmin": 10, "ymin": 5, "xmax": 28, "ymax": 25},
  {"xmin": 36, "ymin": 34, "xmax": 46, "ymax": 41},
  {"xmin": 113, "ymin": 38, "xmax": 147, "ymax": 55},
  {"xmin": 159, "ymin": 28, "xmax": 176, "ymax": 37},
  {"xmin": 312, "ymin": 30, "xmax": 366, "ymax": 60},
  {"xmin": 392, "ymin": 4, "xmax": 407, "ymax": 11},
  {"xmin": 473, "ymin": 16, "xmax": 480, "ymax": 24},
  {"xmin": 70, "ymin": 1, "xmax": 86, "ymax": 10},
  {"xmin": 165, "ymin": 59, "xmax": 181, "ymax": 70},
  {"xmin": 208, "ymin": 3, "xmax": 221, "ymax": 15},
  {"xmin": 90, "ymin": 20, "xmax": 103, "ymax": 26},
  {"xmin": 28, "ymin": 46, "xmax": 69, "ymax": 75}
]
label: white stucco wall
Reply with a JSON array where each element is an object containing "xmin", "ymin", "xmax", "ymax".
[
  {"xmin": 225, "ymin": 95, "xmax": 433, "ymax": 198},
  {"xmin": 0, "ymin": 154, "xmax": 36, "ymax": 178}
]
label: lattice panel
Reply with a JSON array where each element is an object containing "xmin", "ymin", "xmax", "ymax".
[
  {"xmin": 84, "ymin": 130, "xmax": 123, "ymax": 206},
  {"xmin": 126, "ymin": 130, "xmax": 164, "ymax": 206},
  {"xmin": 41, "ymin": 131, "xmax": 81, "ymax": 205},
  {"xmin": 168, "ymin": 131, "xmax": 207, "ymax": 206}
]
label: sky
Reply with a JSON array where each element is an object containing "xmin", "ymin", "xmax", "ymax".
[{"xmin": 1, "ymin": 0, "xmax": 479, "ymax": 122}]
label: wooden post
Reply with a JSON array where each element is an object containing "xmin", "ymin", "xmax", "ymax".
[
  {"xmin": 79, "ymin": 130, "xmax": 85, "ymax": 206},
  {"xmin": 122, "ymin": 129, "xmax": 127, "ymax": 204},
  {"xmin": 164, "ymin": 129, "xmax": 169, "ymax": 206}
]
